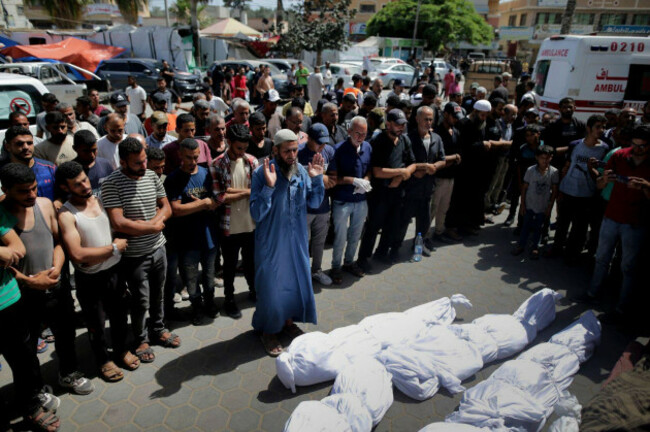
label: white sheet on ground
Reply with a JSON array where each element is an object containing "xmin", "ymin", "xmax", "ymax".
[
  {"xmin": 548, "ymin": 391, "xmax": 581, "ymax": 432},
  {"xmin": 512, "ymin": 288, "xmax": 563, "ymax": 341},
  {"xmin": 331, "ymin": 358, "xmax": 394, "ymax": 426},
  {"xmin": 471, "ymin": 314, "xmax": 530, "ymax": 359},
  {"xmin": 321, "ymin": 394, "xmax": 373, "ymax": 432},
  {"xmin": 418, "ymin": 423, "xmax": 491, "ymax": 432},
  {"xmin": 283, "ymin": 400, "xmax": 352, "ymax": 432}
]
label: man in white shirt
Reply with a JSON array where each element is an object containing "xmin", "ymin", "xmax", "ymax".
[
  {"xmin": 57, "ymin": 102, "xmax": 99, "ymax": 139},
  {"xmin": 125, "ymin": 76, "xmax": 148, "ymax": 122},
  {"xmin": 323, "ymin": 62, "xmax": 333, "ymax": 93},
  {"xmin": 97, "ymin": 114, "xmax": 127, "ymax": 170},
  {"xmin": 308, "ymin": 66, "xmax": 324, "ymax": 105},
  {"xmin": 202, "ymin": 84, "xmax": 229, "ymax": 116}
]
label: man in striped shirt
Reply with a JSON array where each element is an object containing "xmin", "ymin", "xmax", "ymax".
[{"xmin": 101, "ymin": 138, "xmax": 179, "ymax": 363}]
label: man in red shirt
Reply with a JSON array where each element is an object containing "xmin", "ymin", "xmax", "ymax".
[
  {"xmin": 233, "ymin": 67, "xmax": 248, "ymax": 100},
  {"xmin": 577, "ymin": 124, "xmax": 650, "ymax": 322}
]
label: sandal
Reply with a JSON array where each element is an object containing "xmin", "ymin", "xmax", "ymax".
[
  {"xmin": 283, "ymin": 323, "xmax": 304, "ymax": 339},
  {"xmin": 27, "ymin": 405, "xmax": 61, "ymax": 432},
  {"xmin": 100, "ymin": 361, "xmax": 124, "ymax": 382},
  {"xmin": 135, "ymin": 344, "xmax": 155, "ymax": 363},
  {"xmin": 153, "ymin": 330, "xmax": 181, "ymax": 348},
  {"xmin": 260, "ymin": 334, "xmax": 283, "ymax": 357},
  {"xmin": 37, "ymin": 338, "xmax": 49, "ymax": 353},
  {"xmin": 41, "ymin": 328, "xmax": 55, "ymax": 344},
  {"xmin": 120, "ymin": 351, "xmax": 141, "ymax": 371}
]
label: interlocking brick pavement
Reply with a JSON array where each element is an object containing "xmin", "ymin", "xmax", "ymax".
[{"xmin": 0, "ymin": 214, "xmax": 633, "ymax": 431}]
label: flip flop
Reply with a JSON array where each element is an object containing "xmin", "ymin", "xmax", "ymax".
[
  {"xmin": 135, "ymin": 345, "xmax": 155, "ymax": 363},
  {"xmin": 120, "ymin": 351, "xmax": 141, "ymax": 371},
  {"xmin": 260, "ymin": 334, "xmax": 283, "ymax": 357},
  {"xmin": 100, "ymin": 361, "xmax": 124, "ymax": 382}
]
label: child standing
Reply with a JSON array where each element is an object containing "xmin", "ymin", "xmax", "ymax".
[{"xmin": 513, "ymin": 145, "xmax": 559, "ymax": 259}]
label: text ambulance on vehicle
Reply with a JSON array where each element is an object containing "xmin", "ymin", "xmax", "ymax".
[{"xmin": 532, "ymin": 35, "xmax": 650, "ymax": 121}]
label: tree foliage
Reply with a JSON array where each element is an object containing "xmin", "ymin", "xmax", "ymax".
[
  {"xmin": 366, "ymin": 0, "xmax": 493, "ymax": 53},
  {"xmin": 25, "ymin": 0, "xmax": 92, "ymax": 28},
  {"xmin": 274, "ymin": 0, "xmax": 356, "ymax": 63},
  {"xmin": 170, "ymin": 0, "xmax": 210, "ymax": 27},
  {"xmin": 114, "ymin": 0, "xmax": 147, "ymax": 25}
]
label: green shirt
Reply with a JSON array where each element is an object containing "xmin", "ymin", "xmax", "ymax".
[
  {"xmin": 600, "ymin": 146, "xmax": 620, "ymax": 201},
  {"xmin": 0, "ymin": 206, "xmax": 20, "ymax": 311},
  {"xmin": 296, "ymin": 67, "xmax": 309, "ymax": 86}
]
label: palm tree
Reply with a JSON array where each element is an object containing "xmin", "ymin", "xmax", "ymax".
[
  {"xmin": 114, "ymin": 0, "xmax": 148, "ymax": 26},
  {"xmin": 25, "ymin": 0, "xmax": 92, "ymax": 28},
  {"xmin": 560, "ymin": 0, "xmax": 577, "ymax": 34}
]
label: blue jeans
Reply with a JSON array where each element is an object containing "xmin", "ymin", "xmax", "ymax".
[
  {"xmin": 589, "ymin": 217, "xmax": 647, "ymax": 311},
  {"xmin": 331, "ymin": 200, "xmax": 368, "ymax": 269},
  {"xmin": 179, "ymin": 247, "xmax": 218, "ymax": 304},
  {"xmin": 519, "ymin": 210, "xmax": 545, "ymax": 249}
]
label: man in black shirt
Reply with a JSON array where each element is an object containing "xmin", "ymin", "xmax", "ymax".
[
  {"xmin": 211, "ymin": 65, "xmax": 225, "ymax": 97},
  {"xmin": 357, "ymin": 109, "xmax": 417, "ymax": 271},
  {"xmin": 321, "ymin": 103, "xmax": 348, "ymax": 146},
  {"xmin": 541, "ymin": 97, "xmax": 586, "ymax": 169},
  {"xmin": 489, "ymin": 74, "xmax": 509, "ymax": 103},
  {"xmin": 247, "ymin": 112, "xmax": 273, "ymax": 162}
]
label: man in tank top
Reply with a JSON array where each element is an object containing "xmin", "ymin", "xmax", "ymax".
[
  {"xmin": 56, "ymin": 161, "xmax": 137, "ymax": 382},
  {"xmin": 0, "ymin": 163, "xmax": 95, "ymax": 395}
]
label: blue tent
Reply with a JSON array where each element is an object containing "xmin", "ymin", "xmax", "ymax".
[{"xmin": 0, "ymin": 35, "xmax": 18, "ymax": 48}]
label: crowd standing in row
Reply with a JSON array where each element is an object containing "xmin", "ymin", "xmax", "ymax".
[{"xmin": 0, "ymin": 62, "xmax": 649, "ymax": 431}]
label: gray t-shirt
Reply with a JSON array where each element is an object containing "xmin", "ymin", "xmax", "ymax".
[
  {"xmin": 524, "ymin": 165, "xmax": 559, "ymax": 214},
  {"xmin": 559, "ymin": 139, "xmax": 609, "ymax": 198}
]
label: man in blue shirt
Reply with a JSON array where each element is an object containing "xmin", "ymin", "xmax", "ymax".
[
  {"xmin": 1, "ymin": 126, "xmax": 56, "ymax": 200},
  {"xmin": 72, "ymin": 130, "xmax": 115, "ymax": 197},
  {"xmin": 327, "ymin": 117, "xmax": 373, "ymax": 284},
  {"xmin": 298, "ymin": 124, "xmax": 336, "ymax": 286}
]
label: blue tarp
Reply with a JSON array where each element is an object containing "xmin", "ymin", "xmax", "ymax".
[{"xmin": 0, "ymin": 35, "xmax": 18, "ymax": 48}]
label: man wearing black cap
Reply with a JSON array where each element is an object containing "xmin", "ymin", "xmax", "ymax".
[
  {"xmin": 36, "ymin": 93, "xmax": 59, "ymax": 139},
  {"xmin": 357, "ymin": 109, "xmax": 417, "ymax": 271},
  {"xmin": 149, "ymin": 77, "xmax": 180, "ymax": 114},
  {"xmin": 96, "ymin": 93, "xmax": 147, "ymax": 137}
]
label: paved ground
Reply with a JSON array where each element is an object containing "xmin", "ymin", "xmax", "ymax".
[{"xmin": 0, "ymin": 211, "xmax": 634, "ymax": 432}]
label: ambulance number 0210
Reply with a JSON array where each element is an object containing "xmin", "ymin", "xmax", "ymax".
[{"xmin": 611, "ymin": 42, "xmax": 645, "ymax": 52}]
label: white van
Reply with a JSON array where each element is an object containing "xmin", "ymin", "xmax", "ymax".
[
  {"xmin": 533, "ymin": 35, "xmax": 650, "ymax": 121},
  {"xmin": 0, "ymin": 72, "xmax": 48, "ymax": 141}
]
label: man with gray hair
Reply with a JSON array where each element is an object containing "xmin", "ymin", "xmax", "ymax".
[
  {"xmin": 57, "ymin": 102, "xmax": 99, "ymax": 138},
  {"xmin": 327, "ymin": 116, "xmax": 373, "ymax": 284},
  {"xmin": 250, "ymin": 129, "xmax": 325, "ymax": 356},
  {"xmin": 321, "ymin": 102, "xmax": 348, "ymax": 146},
  {"xmin": 226, "ymin": 99, "xmax": 250, "ymax": 132}
]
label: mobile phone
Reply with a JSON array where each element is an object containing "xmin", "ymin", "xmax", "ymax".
[
  {"xmin": 595, "ymin": 160, "xmax": 607, "ymax": 169},
  {"xmin": 615, "ymin": 174, "xmax": 629, "ymax": 184}
]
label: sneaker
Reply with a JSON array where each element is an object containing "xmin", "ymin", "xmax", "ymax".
[
  {"xmin": 59, "ymin": 371, "xmax": 95, "ymax": 395},
  {"xmin": 342, "ymin": 262, "xmax": 365, "ymax": 278},
  {"xmin": 312, "ymin": 270, "xmax": 333, "ymax": 286},
  {"xmin": 214, "ymin": 277, "xmax": 224, "ymax": 288},
  {"xmin": 173, "ymin": 293, "xmax": 182, "ymax": 303},
  {"xmin": 180, "ymin": 289, "xmax": 190, "ymax": 301},
  {"xmin": 223, "ymin": 299, "xmax": 242, "ymax": 319},
  {"xmin": 37, "ymin": 386, "xmax": 60, "ymax": 412}
]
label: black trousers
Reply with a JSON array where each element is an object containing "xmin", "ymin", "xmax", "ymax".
[
  {"xmin": 395, "ymin": 195, "xmax": 432, "ymax": 250},
  {"xmin": 22, "ymin": 282, "xmax": 78, "ymax": 376},
  {"xmin": 446, "ymin": 174, "xmax": 484, "ymax": 230},
  {"xmin": 358, "ymin": 188, "xmax": 404, "ymax": 259},
  {"xmin": 0, "ymin": 299, "xmax": 43, "ymax": 413},
  {"xmin": 75, "ymin": 266, "xmax": 129, "ymax": 366},
  {"xmin": 220, "ymin": 231, "xmax": 255, "ymax": 299},
  {"xmin": 553, "ymin": 194, "xmax": 597, "ymax": 259}
]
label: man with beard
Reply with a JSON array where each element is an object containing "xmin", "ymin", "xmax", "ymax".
[
  {"xmin": 541, "ymin": 97, "xmax": 586, "ymax": 169},
  {"xmin": 76, "ymin": 96, "xmax": 100, "ymax": 130},
  {"xmin": 101, "ymin": 138, "xmax": 178, "ymax": 363},
  {"xmin": 247, "ymin": 112, "xmax": 274, "ymax": 164},
  {"xmin": 35, "ymin": 93, "xmax": 58, "ymax": 139},
  {"xmin": 357, "ymin": 109, "xmax": 417, "ymax": 271},
  {"xmin": 339, "ymin": 93, "xmax": 358, "ymax": 127},
  {"xmin": 445, "ymin": 99, "xmax": 493, "ymax": 236},
  {"xmin": 1, "ymin": 163, "xmax": 94, "ymax": 396},
  {"xmin": 192, "ymin": 99, "xmax": 211, "ymax": 138},
  {"xmin": 57, "ymin": 161, "xmax": 135, "ymax": 381},
  {"xmin": 284, "ymin": 107, "xmax": 308, "ymax": 146},
  {"xmin": 321, "ymin": 103, "xmax": 348, "ymax": 147},
  {"xmin": 72, "ymin": 130, "xmax": 114, "ymax": 197},
  {"xmin": 145, "ymin": 112, "xmax": 176, "ymax": 149},
  {"xmin": 1, "ymin": 126, "xmax": 56, "ymax": 200},
  {"xmin": 97, "ymin": 114, "xmax": 127, "ymax": 170},
  {"xmin": 96, "ymin": 93, "xmax": 147, "ymax": 137},
  {"xmin": 210, "ymin": 125, "xmax": 259, "ymax": 319},
  {"xmin": 258, "ymin": 89, "xmax": 282, "ymax": 133},
  {"xmin": 206, "ymin": 114, "xmax": 228, "ymax": 160},
  {"xmin": 162, "ymin": 114, "xmax": 212, "ymax": 175},
  {"xmin": 365, "ymin": 78, "xmax": 384, "ymax": 107},
  {"xmin": 34, "ymin": 111, "xmax": 77, "ymax": 166},
  {"xmin": 250, "ymin": 129, "xmax": 325, "ymax": 356},
  {"xmin": 58, "ymin": 102, "xmax": 99, "ymax": 139}
]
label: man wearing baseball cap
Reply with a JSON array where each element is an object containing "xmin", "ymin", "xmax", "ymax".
[
  {"xmin": 446, "ymin": 99, "xmax": 494, "ymax": 237},
  {"xmin": 144, "ymin": 94, "xmax": 177, "ymax": 136},
  {"xmin": 250, "ymin": 129, "xmax": 325, "ymax": 356},
  {"xmin": 96, "ymin": 92, "xmax": 146, "ymax": 137},
  {"xmin": 298, "ymin": 124, "xmax": 336, "ymax": 286},
  {"xmin": 145, "ymin": 112, "xmax": 176, "ymax": 149},
  {"xmin": 259, "ymin": 89, "xmax": 283, "ymax": 136},
  {"xmin": 357, "ymin": 109, "xmax": 417, "ymax": 272}
]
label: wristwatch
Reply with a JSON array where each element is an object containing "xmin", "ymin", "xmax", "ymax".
[{"xmin": 112, "ymin": 243, "xmax": 120, "ymax": 256}]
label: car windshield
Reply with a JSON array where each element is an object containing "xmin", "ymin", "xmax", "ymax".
[{"xmin": 262, "ymin": 63, "xmax": 284, "ymax": 75}]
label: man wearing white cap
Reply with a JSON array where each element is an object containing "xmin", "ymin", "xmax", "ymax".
[
  {"xmin": 250, "ymin": 129, "xmax": 325, "ymax": 356},
  {"xmin": 446, "ymin": 99, "xmax": 494, "ymax": 237}
]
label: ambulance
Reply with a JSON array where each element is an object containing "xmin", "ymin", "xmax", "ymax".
[{"xmin": 532, "ymin": 35, "xmax": 650, "ymax": 121}]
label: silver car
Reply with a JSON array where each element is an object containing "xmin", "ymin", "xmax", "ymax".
[{"xmin": 375, "ymin": 63, "xmax": 417, "ymax": 88}]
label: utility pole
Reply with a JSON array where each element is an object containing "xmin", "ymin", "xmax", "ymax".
[
  {"xmin": 164, "ymin": 0, "xmax": 170, "ymax": 27},
  {"xmin": 560, "ymin": 0, "xmax": 576, "ymax": 34},
  {"xmin": 276, "ymin": 0, "xmax": 284, "ymax": 33},
  {"xmin": 410, "ymin": 0, "xmax": 422, "ymax": 59}
]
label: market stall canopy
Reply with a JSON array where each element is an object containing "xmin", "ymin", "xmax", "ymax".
[
  {"xmin": 201, "ymin": 18, "xmax": 262, "ymax": 38},
  {"xmin": 0, "ymin": 37, "xmax": 125, "ymax": 73}
]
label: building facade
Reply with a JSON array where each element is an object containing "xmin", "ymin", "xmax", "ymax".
[
  {"xmin": 347, "ymin": 0, "xmax": 393, "ymax": 41},
  {"xmin": 0, "ymin": 0, "xmax": 32, "ymax": 29},
  {"xmin": 25, "ymin": 0, "xmax": 150, "ymax": 29}
]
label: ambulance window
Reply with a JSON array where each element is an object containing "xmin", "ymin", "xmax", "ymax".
[
  {"xmin": 624, "ymin": 64, "xmax": 650, "ymax": 101},
  {"xmin": 0, "ymin": 85, "xmax": 43, "ymax": 130},
  {"xmin": 534, "ymin": 60, "xmax": 551, "ymax": 96}
]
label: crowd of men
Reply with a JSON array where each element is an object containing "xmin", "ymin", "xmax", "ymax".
[{"xmin": 0, "ymin": 64, "xmax": 649, "ymax": 431}]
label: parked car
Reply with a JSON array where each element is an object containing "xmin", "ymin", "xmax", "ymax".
[
  {"xmin": 375, "ymin": 63, "xmax": 417, "ymax": 88},
  {"xmin": 369, "ymin": 57, "xmax": 405, "ymax": 69},
  {"xmin": 208, "ymin": 60, "xmax": 290, "ymax": 98},
  {"xmin": 0, "ymin": 72, "xmax": 48, "ymax": 139},
  {"xmin": 320, "ymin": 63, "xmax": 363, "ymax": 87},
  {"xmin": 96, "ymin": 58, "xmax": 202, "ymax": 98},
  {"xmin": 266, "ymin": 59, "xmax": 313, "ymax": 75},
  {"xmin": 466, "ymin": 60, "xmax": 516, "ymax": 98},
  {"xmin": 429, "ymin": 59, "xmax": 461, "ymax": 82},
  {"xmin": 0, "ymin": 61, "xmax": 108, "ymax": 106}
]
